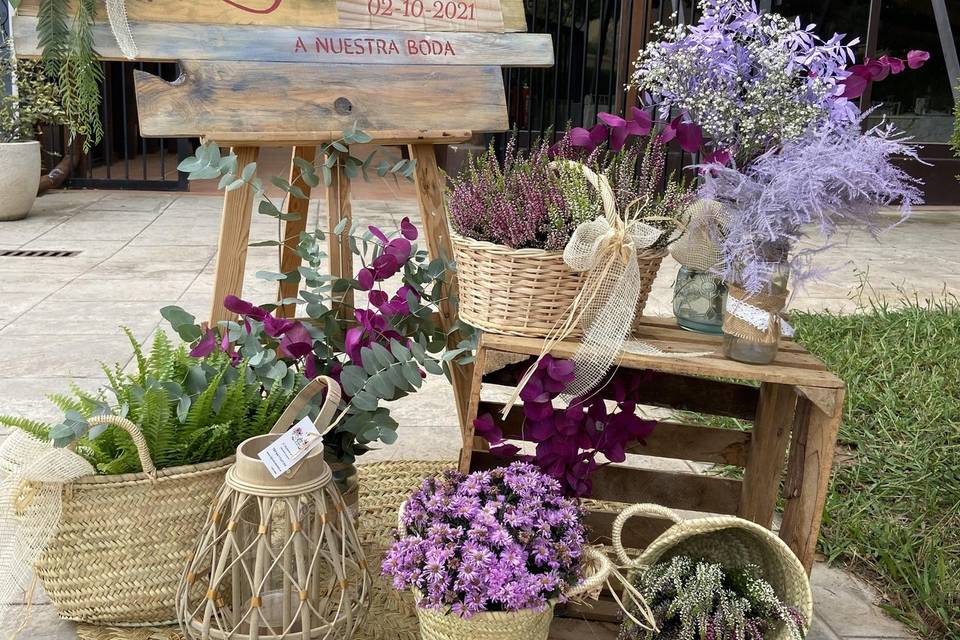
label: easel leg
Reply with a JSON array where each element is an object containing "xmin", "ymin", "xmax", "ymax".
[
  {"xmin": 408, "ymin": 143, "xmax": 474, "ymax": 431},
  {"xmin": 738, "ymin": 382, "xmax": 796, "ymax": 527},
  {"xmin": 780, "ymin": 387, "xmax": 845, "ymax": 573},
  {"xmin": 210, "ymin": 146, "xmax": 260, "ymax": 324},
  {"xmin": 326, "ymin": 153, "xmax": 354, "ymax": 319},
  {"xmin": 459, "ymin": 333, "xmax": 488, "ymax": 473},
  {"xmin": 277, "ymin": 146, "xmax": 316, "ymax": 318}
]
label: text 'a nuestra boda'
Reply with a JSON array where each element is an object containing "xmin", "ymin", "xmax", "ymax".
[{"xmin": 293, "ymin": 36, "xmax": 457, "ymax": 57}]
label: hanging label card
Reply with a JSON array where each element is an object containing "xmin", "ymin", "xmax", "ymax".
[{"xmin": 258, "ymin": 416, "xmax": 324, "ymax": 478}]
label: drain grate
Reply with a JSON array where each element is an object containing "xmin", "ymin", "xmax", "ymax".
[{"xmin": 0, "ymin": 249, "xmax": 80, "ymax": 258}]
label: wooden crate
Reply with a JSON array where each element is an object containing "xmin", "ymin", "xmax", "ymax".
[{"xmin": 460, "ymin": 317, "xmax": 846, "ymax": 575}]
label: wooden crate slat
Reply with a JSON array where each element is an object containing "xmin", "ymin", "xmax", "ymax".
[
  {"xmin": 481, "ymin": 358, "xmax": 761, "ymax": 420},
  {"xmin": 472, "ymin": 452, "xmax": 742, "ymax": 514},
  {"xmin": 481, "ymin": 333, "xmax": 844, "ymax": 389},
  {"xmin": 479, "ymin": 400, "xmax": 751, "ymax": 466},
  {"xmin": 635, "ymin": 316, "xmax": 808, "ymax": 354}
]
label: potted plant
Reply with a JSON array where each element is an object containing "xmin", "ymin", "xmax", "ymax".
[
  {"xmin": 0, "ymin": 54, "xmax": 63, "ymax": 221},
  {"xmin": 0, "ymin": 330, "xmax": 301, "ymax": 625},
  {"xmin": 162, "ymin": 216, "xmax": 468, "ymax": 509},
  {"xmin": 620, "ymin": 556, "xmax": 807, "ymax": 640},
  {"xmin": 447, "ymin": 126, "xmax": 692, "ymax": 338},
  {"xmin": 382, "ymin": 461, "xmax": 613, "ymax": 640},
  {"xmin": 632, "ymin": 0, "xmax": 929, "ymax": 359}
]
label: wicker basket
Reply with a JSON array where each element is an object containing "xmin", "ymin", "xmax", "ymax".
[
  {"xmin": 33, "ymin": 415, "xmax": 232, "ymax": 626},
  {"xmin": 612, "ymin": 504, "xmax": 813, "ymax": 640},
  {"xmin": 452, "ymin": 232, "xmax": 665, "ymax": 338},
  {"xmin": 413, "ymin": 546, "xmax": 610, "ymax": 640}
]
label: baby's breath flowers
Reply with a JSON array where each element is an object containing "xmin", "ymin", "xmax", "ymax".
[{"xmin": 632, "ymin": 0, "xmax": 858, "ymax": 163}]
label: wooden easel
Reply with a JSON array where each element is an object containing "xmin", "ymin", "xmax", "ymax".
[{"xmin": 13, "ymin": 0, "xmax": 552, "ymax": 428}]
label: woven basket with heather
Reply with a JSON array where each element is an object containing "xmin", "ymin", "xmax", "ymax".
[
  {"xmin": 383, "ymin": 462, "xmax": 611, "ymax": 640},
  {"xmin": 447, "ymin": 126, "xmax": 691, "ymax": 338},
  {"xmin": 612, "ymin": 504, "xmax": 813, "ymax": 640}
]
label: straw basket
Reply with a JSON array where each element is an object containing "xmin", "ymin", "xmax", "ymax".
[
  {"xmin": 413, "ymin": 546, "xmax": 610, "ymax": 640},
  {"xmin": 452, "ymin": 232, "xmax": 665, "ymax": 338},
  {"xmin": 33, "ymin": 415, "xmax": 231, "ymax": 626},
  {"xmin": 612, "ymin": 504, "xmax": 813, "ymax": 640}
]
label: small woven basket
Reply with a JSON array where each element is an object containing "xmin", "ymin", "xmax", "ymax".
[
  {"xmin": 414, "ymin": 546, "xmax": 609, "ymax": 640},
  {"xmin": 452, "ymin": 232, "xmax": 665, "ymax": 338},
  {"xmin": 34, "ymin": 415, "xmax": 231, "ymax": 626},
  {"xmin": 612, "ymin": 504, "xmax": 813, "ymax": 640}
]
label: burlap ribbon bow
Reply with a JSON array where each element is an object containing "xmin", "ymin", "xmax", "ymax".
[
  {"xmin": 505, "ymin": 162, "xmax": 709, "ymax": 415},
  {"xmin": 723, "ymin": 285, "xmax": 795, "ymax": 345}
]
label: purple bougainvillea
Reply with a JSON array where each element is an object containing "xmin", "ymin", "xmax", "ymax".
[
  {"xmin": 475, "ymin": 355, "xmax": 657, "ymax": 497},
  {"xmin": 382, "ymin": 462, "xmax": 585, "ymax": 617}
]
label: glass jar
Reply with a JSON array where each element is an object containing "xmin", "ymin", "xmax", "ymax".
[
  {"xmin": 672, "ymin": 266, "xmax": 727, "ymax": 334},
  {"xmin": 723, "ymin": 260, "xmax": 790, "ymax": 365}
]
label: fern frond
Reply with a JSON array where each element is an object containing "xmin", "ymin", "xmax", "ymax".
[
  {"xmin": 0, "ymin": 415, "xmax": 52, "ymax": 441},
  {"xmin": 47, "ymin": 393, "xmax": 83, "ymax": 415},
  {"xmin": 123, "ymin": 327, "xmax": 148, "ymax": 383}
]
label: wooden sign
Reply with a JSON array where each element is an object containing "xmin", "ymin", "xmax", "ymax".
[
  {"xmin": 13, "ymin": 17, "xmax": 553, "ymax": 66},
  {"xmin": 135, "ymin": 61, "xmax": 510, "ymax": 139},
  {"xmin": 14, "ymin": 0, "xmax": 527, "ymax": 32}
]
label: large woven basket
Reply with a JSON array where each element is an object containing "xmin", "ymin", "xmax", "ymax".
[
  {"xmin": 612, "ymin": 504, "xmax": 813, "ymax": 640},
  {"xmin": 33, "ymin": 415, "xmax": 232, "ymax": 626},
  {"xmin": 452, "ymin": 232, "xmax": 665, "ymax": 338}
]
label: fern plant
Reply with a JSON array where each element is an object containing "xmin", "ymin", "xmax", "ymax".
[
  {"xmin": 0, "ymin": 330, "xmax": 300, "ymax": 475},
  {"xmin": 12, "ymin": 0, "xmax": 104, "ymax": 148}
]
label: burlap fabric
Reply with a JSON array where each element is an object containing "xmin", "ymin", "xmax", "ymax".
[
  {"xmin": 722, "ymin": 285, "xmax": 789, "ymax": 345},
  {"xmin": 669, "ymin": 199, "xmax": 728, "ymax": 272}
]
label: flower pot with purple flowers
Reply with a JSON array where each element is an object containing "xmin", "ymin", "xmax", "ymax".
[{"xmin": 383, "ymin": 462, "xmax": 613, "ymax": 640}]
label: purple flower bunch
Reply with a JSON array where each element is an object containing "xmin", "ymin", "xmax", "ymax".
[
  {"xmin": 475, "ymin": 355, "xmax": 657, "ymax": 497},
  {"xmin": 447, "ymin": 136, "xmax": 576, "ymax": 250},
  {"xmin": 382, "ymin": 462, "xmax": 585, "ymax": 617},
  {"xmin": 632, "ymin": 0, "xmax": 929, "ymax": 164}
]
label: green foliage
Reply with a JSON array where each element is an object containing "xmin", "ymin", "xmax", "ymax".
[
  {"xmin": 0, "ymin": 331, "xmax": 300, "ymax": 475},
  {"xmin": 791, "ymin": 295, "xmax": 960, "ymax": 639},
  {"xmin": 23, "ymin": 0, "xmax": 104, "ymax": 148},
  {"xmin": 691, "ymin": 292, "xmax": 960, "ymax": 639},
  {"xmin": 177, "ymin": 124, "xmax": 415, "ymax": 214},
  {"xmin": 620, "ymin": 556, "xmax": 805, "ymax": 640},
  {"xmin": 0, "ymin": 53, "xmax": 66, "ymax": 143}
]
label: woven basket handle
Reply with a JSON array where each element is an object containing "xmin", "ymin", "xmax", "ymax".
[
  {"xmin": 69, "ymin": 414, "xmax": 157, "ymax": 477},
  {"xmin": 612, "ymin": 503, "xmax": 683, "ymax": 568},
  {"xmin": 269, "ymin": 375, "xmax": 342, "ymax": 436},
  {"xmin": 566, "ymin": 546, "xmax": 612, "ymax": 599}
]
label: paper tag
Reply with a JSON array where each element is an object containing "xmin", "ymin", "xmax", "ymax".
[{"xmin": 258, "ymin": 417, "xmax": 323, "ymax": 478}]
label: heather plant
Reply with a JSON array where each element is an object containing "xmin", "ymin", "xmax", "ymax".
[
  {"xmin": 700, "ymin": 119, "xmax": 924, "ymax": 294},
  {"xmin": 619, "ymin": 556, "xmax": 805, "ymax": 640},
  {"xmin": 447, "ymin": 135, "xmax": 598, "ymax": 250},
  {"xmin": 382, "ymin": 462, "xmax": 585, "ymax": 617}
]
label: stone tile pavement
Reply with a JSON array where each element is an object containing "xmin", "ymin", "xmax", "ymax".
[{"xmin": 2, "ymin": 190, "xmax": 957, "ymax": 639}]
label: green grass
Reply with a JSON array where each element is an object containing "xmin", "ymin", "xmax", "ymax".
[{"xmin": 791, "ymin": 296, "xmax": 960, "ymax": 639}]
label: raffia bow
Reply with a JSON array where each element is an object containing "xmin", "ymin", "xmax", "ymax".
[{"xmin": 504, "ymin": 162, "xmax": 710, "ymax": 416}]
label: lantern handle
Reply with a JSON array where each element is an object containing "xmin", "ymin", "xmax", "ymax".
[{"xmin": 270, "ymin": 376, "xmax": 342, "ymax": 436}]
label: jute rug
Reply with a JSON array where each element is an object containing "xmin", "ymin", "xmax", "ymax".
[{"xmin": 76, "ymin": 460, "xmax": 452, "ymax": 640}]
